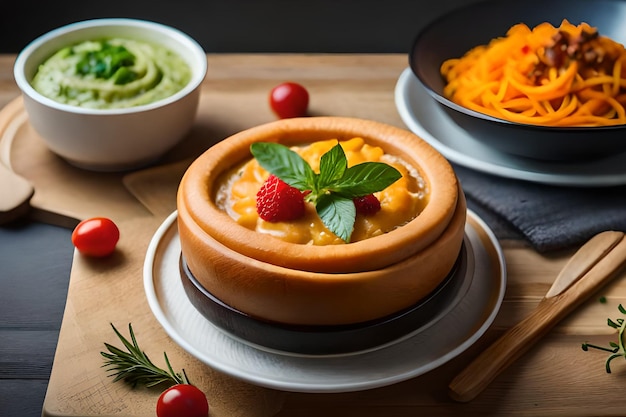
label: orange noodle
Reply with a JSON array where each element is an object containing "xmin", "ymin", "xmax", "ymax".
[{"xmin": 440, "ymin": 20, "xmax": 626, "ymax": 126}]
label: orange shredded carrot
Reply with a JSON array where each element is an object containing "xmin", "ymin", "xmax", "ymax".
[{"xmin": 440, "ymin": 19, "xmax": 626, "ymax": 126}]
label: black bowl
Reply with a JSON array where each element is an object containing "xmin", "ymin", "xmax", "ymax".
[
  {"xmin": 179, "ymin": 240, "xmax": 472, "ymax": 355},
  {"xmin": 409, "ymin": 0, "xmax": 626, "ymax": 161}
]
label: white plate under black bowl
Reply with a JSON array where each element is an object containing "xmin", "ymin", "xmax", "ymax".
[
  {"xmin": 395, "ymin": 68, "xmax": 626, "ymax": 187},
  {"xmin": 143, "ymin": 210, "xmax": 506, "ymax": 393}
]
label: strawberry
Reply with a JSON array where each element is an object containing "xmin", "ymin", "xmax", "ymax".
[
  {"xmin": 256, "ymin": 175, "xmax": 306, "ymax": 222},
  {"xmin": 353, "ymin": 194, "xmax": 381, "ymax": 216}
]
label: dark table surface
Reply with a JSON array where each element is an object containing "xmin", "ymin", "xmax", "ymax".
[{"xmin": 0, "ymin": 220, "xmax": 73, "ymax": 417}]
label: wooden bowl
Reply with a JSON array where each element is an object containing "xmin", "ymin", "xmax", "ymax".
[{"xmin": 177, "ymin": 116, "xmax": 465, "ymax": 326}]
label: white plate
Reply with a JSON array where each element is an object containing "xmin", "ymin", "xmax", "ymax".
[
  {"xmin": 144, "ymin": 210, "xmax": 506, "ymax": 393},
  {"xmin": 394, "ymin": 67, "xmax": 626, "ymax": 187}
]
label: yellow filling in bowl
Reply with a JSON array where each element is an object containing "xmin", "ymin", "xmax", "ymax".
[{"xmin": 216, "ymin": 138, "xmax": 428, "ymax": 245}]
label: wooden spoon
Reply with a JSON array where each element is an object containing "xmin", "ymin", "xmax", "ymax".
[
  {"xmin": 0, "ymin": 162, "xmax": 81, "ymax": 227},
  {"xmin": 0, "ymin": 99, "xmax": 81, "ymax": 228},
  {"xmin": 0, "ymin": 159, "xmax": 34, "ymax": 224},
  {"xmin": 449, "ymin": 230, "xmax": 626, "ymax": 403}
]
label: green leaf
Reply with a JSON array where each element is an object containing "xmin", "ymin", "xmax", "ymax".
[
  {"xmin": 250, "ymin": 140, "xmax": 403, "ymax": 242},
  {"xmin": 331, "ymin": 162, "xmax": 402, "ymax": 198},
  {"xmin": 112, "ymin": 67, "xmax": 138, "ymax": 85},
  {"xmin": 250, "ymin": 142, "xmax": 316, "ymax": 190},
  {"xmin": 583, "ymin": 304, "xmax": 626, "ymax": 374},
  {"xmin": 75, "ymin": 42, "xmax": 137, "ymax": 81},
  {"xmin": 318, "ymin": 143, "xmax": 347, "ymax": 188},
  {"xmin": 316, "ymin": 194, "xmax": 356, "ymax": 243}
]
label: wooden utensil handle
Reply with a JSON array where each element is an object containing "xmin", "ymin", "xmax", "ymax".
[
  {"xmin": 449, "ymin": 235, "xmax": 626, "ymax": 403},
  {"xmin": 448, "ymin": 299, "xmax": 559, "ymax": 403},
  {"xmin": 0, "ymin": 161, "xmax": 33, "ymax": 223}
]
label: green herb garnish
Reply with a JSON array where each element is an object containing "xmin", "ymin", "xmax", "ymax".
[
  {"xmin": 76, "ymin": 42, "xmax": 138, "ymax": 85},
  {"xmin": 582, "ymin": 304, "xmax": 626, "ymax": 373},
  {"xmin": 250, "ymin": 141, "xmax": 402, "ymax": 242},
  {"xmin": 101, "ymin": 323, "xmax": 190, "ymax": 387}
]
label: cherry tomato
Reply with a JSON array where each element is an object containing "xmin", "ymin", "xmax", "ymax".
[
  {"xmin": 156, "ymin": 384, "xmax": 209, "ymax": 417},
  {"xmin": 71, "ymin": 217, "xmax": 120, "ymax": 257},
  {"xmin": 269, "ymin": 82, "xmax": 309, "ymax": 118}
]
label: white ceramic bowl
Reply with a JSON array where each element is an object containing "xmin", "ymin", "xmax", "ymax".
[{"xmin": 13, "ymin": 18, "xmax": 207, "ymax": 171}]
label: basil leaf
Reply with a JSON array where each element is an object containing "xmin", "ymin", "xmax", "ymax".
[
  {"xmin": 250, "ymin": 142, "xmax": 316, "ymax": 190},
  {"xmin": 250, "ymin": 140, "xmax": 403, "ymax": 243},
  {"xmin": 316, "ymin": 194, "xmax": 356, "ymax": 243},
  {"xmin": 318, "ymin": 143, "xmax": 347, "ymax": 189},
  {"xmin": 331, "ymin": 162, "xmax": 402, "ymax": 198}
]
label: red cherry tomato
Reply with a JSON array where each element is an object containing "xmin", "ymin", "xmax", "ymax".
[
  {"xmin": 156, "ymin": 384, "xmax": 209, "ymax": 417},
  {"xmin": 71, "ymin": 217, "xmax": 120, "ymax": 257},
  {"xmin": 269, "ymin": 82, "xmax": 309, "ymax": 118}
]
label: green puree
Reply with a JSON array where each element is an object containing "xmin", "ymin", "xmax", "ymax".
[{"xmin": 31, "ymin": 38, "xmax": 191, "ymax": 109}]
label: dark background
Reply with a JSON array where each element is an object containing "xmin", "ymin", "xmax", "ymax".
[{"xmin": 0, "ymin": 0, "xmax": 484, "ymax": 54}]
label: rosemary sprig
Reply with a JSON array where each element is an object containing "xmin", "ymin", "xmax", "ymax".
[
  {"xmin": 101, "ymin": 323, "xmax": 190, "ymax": 387},
  {"xmin": 582, "ymin": 304, "xmax": 626, "ymax": 373}
]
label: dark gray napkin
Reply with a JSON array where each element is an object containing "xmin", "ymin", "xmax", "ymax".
[{"xmin": 452, "ymin": 164, "xmax": 626, "ymax": 253}]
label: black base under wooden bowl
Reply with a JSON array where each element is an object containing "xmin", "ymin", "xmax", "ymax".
[{"xmin": 179, "ymin": 241, "xmax": 471, "ymax": 356}]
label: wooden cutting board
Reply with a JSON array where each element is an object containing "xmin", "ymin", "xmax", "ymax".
[
  {"xmin": 3, "ymin": 54, "xmax": 626, "ymax": 416},
  {"xmin": 42, "ymin": 214, "xmax": 288, "ymax": 417}
]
